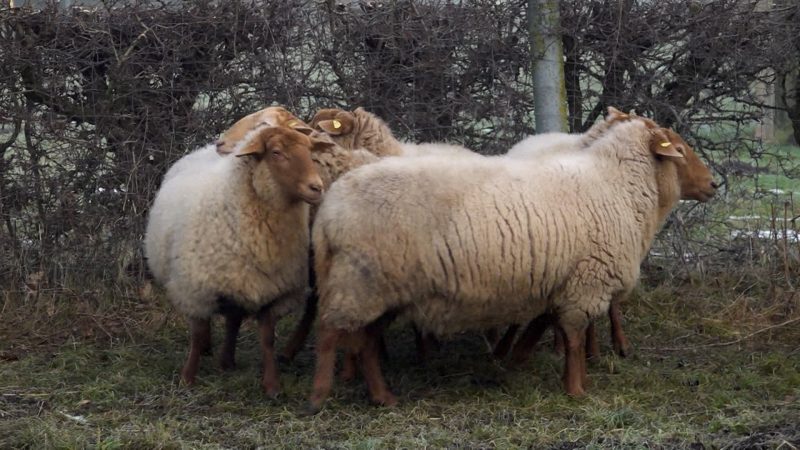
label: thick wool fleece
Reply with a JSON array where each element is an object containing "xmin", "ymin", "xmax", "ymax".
[
  {"xmin": 145, "ymin": 143, "xmax": 311, "ymax": 319},
  {"xmin": 325, "ymin": 108, "xmax": 475, "ymax": 158},
  {"xmin": 161, "ymin": 144, "xmax": 221, "ymax": 182},
  {"xmin": 313, "ymin": 119, "xmax": 682, "ymax": 336},
  {"xmin": 506, "ymin": 115, "xmax": 622, "ymax": 159}
]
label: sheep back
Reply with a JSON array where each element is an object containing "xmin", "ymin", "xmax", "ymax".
[{"xmin": 314, "ymin": 122, "xmax": 663, "ymax": 335}]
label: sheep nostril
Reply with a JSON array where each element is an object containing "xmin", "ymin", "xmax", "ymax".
[
  {"xmin": 309, "ymin": 183, "xmax": 323, "ymax": 194},
  {"xmin": 710, "ymin": 180, "xmax": 719, "ymax": 189}
]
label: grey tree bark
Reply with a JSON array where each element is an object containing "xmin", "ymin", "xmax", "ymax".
[{"xmin": 529, "ymin": 0, "xmax": 568, "ymax": 133}]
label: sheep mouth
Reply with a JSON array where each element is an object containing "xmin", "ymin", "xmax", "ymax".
[
  {"xmin": 697, "ymin": 189, "xmax": 716, "ymax": 203},
  {"xmin": 299, "ymin": 191, "xmax": 324, "ymax": 205}
]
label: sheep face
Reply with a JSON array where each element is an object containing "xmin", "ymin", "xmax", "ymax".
[
  {"xmin": 217, "ymin": 106, "xmax": 314, "ymax": 154},
  {"xmin": 661, "ymin": 129, "xmax": 717, "ymax": 202},
  {"xmin": 639, "ymin": 118, "xmax": 716, "ymax": 203},
  {"xmin": 235, "ymin": 127, "xmax": 331, "ymax": 205}
]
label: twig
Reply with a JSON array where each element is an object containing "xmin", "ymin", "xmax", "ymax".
[{"xmin": 642, "ymin": 316, "xmax": 800, "ymax": 351}]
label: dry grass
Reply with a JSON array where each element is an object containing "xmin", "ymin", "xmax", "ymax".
[{"xmin": 1, "ymin": 272, "xmax": 799, "ymax": 449}]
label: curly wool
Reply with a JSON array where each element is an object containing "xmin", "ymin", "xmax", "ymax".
[
  {"xmin": 145, "ymin": 131, "xmax": 311, "ymax": 320},
  {"xmin": 313, "ymin": 119, "xmax": 681, "ymax": 336}
]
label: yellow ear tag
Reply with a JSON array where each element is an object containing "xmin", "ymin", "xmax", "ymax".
[
  {"xmin": 287, "ymin": 120, "xmax": 298, "ymax": 127},
  {"xmin": 332, "ymin": 119, "xmax": 342, "ymax": 129},
  {"xmin": 660, "ymin": 141, "xmax": 671, "ymax": 147}
]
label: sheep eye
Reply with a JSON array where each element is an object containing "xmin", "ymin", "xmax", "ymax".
[{"xmin": 272, "ymin": 150, "xmax": 285, "ymax": 159}]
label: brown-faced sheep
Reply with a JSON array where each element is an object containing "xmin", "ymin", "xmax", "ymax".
[
  {"xmin": 145, "ymin": 125, "xmax": 331, "ymax": 396},
  {"xmin": 306, "ymin": 112, "xmax": 717, "ymax": 411}
]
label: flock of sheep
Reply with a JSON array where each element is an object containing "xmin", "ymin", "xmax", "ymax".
[{"xmin": 143, "ymin": 104, "xmax": 718, "ymax": 412}]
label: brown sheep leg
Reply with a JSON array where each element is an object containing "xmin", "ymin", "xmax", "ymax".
[
  {"xmin": 584, "ymin": 321, "xmax": 600, "ymax": 361},
  {"xmin": 560, "ymin": 325, "xmax": 587, "ymax": 397},
  {"xmin": 413, "ymin": 325, "xmax": 437, "ymax": 363},
  {"xmin": 181, "ymin": 317, "xmax": 211, "ymax": 386},
  {"xmin": 553, "ymin": 327, "xmax": 565, "ymax": 355},
  {"xmin": 609, "ymin": 300, "xmax": 631, "ymax": 357},
  {"xmin": 340, "ymin": 350, "xmax": 358, "ymax": 382},
  {"xmin": 509, "ymin": 313, "xmax": 553, "ymax": 366},
  {"xmin": 280, "ymin": 294, "xmax": 317, "ymax": 363},
  {"xmin": 257, "ymin": 308, "xmax": 280, "ymax": 397},
  {"xmin": 492, "ymin": 324, "xmax": 520, "ymax": 360},
  {"xmin": 220, "ymin": 309, "xmax": 245, "ymax": 371},
  {"xmin": 308, "ymin": 324, "xmax": 341, "ymax": 413},
  {"xmin": 360, "ymin": 324, "xmax": 397, "ymax": 407}
]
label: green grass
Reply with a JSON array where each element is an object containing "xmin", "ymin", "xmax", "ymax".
[{"xmin": 2, "ymin": 278, "xmax": 799, "ymax": 449}]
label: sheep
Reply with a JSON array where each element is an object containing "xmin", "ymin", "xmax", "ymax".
[
  {"xmin": 310, "ymin": 107, "xmax": 477, "ymax": 158},
  {"xmin": 204, "ymin": 108, "xmax": 386, "ymax": 366},
  {"xmin": 306, "ymin": 111, "xmax": 717, "ymax": 410},
  {"xmin": 505, "ymin": 117, "xmax": 719, "ymax": 365},
  {"xmin": 144, "ymin": 124, "xmax": 332, "ymax": 395}
]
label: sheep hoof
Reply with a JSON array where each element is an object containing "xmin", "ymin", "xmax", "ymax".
[
  {"xmin": 614, "ymin": 343, "xmax": 632, "ymax": 358},
  {"xmin": 180, "ymin": 368, "xmax": 196, "ymax": 387},
  {"xmin": 219, "ymin": 358, "xmax": 236, "ymax": 371},
  {"xmin": 303, "ymin": 401, "xmax": 323, "ymax": 416},
  {"xmin": 372, "ymin": 392, "xmax": 398, "ymax": 407},
  {"xmin": 565, "ymin": 386, "xmax": 586, "ymax": 397}
]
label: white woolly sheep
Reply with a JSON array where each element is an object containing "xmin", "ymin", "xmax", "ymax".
[
  {"xmin": 206, "ymin": 109, "xmax": 384, "ymax": 366},
  {"xmin": 145, "ymin": 124, "xmax": 332, "ymax": 395},
  {"xmin": 307, "ymin": 112, "xmax": 717, "ymax": 410},
  {"xmin": 505, "ymin": 114, "xmax": 719, "ymax": 365}
]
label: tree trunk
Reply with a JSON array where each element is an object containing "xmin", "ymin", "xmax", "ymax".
[{"xmin": 529, "ymin": 0, "xmax": 568, "ymax": 133}]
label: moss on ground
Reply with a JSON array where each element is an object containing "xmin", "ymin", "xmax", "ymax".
[{"xmin": 1, "ymin": 277, "xmax": 799, "ymax": 449}]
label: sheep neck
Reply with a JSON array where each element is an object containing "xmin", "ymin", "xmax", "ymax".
[
  {"xmin": 226, "ymin": 159, "xmax": 309, "ymax": 268},
  {"xmin": 352, "ymin": 109, "xmax": 404, "ymax": 157},
  {"xmin": 597, "ymin": 131, "xmax": 681, "ymax": 259}
]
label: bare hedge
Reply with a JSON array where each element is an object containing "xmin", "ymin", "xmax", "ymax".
[{"xmin": 1, "ymin": 0, "xmax": 798, "ymax": 291}]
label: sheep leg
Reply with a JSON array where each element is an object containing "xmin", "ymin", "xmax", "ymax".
[
  {"xmin": 256, "ymin": 308, "xmax": 280, "ymax": 397},
  {"xmin": 413, "ymin": 325, "xmax": 435, "ymax": 363},
  {"xmin": 181, "ymin": 317, "xmax": 211, "ymax": 386},
  {"xmin": 220, "ymin": 308, "xmax": 245, "ymax": 371},
  {"xmin": 585, "ymin": 321, "xmax": 600, "ymax": 361},
  {"xmin": 609, "ymin": 299, "xmax": 631, "ymax": 357},
  {"xmin": 359, "ymin": 324, "xmax": 397, "ymax": 407},
  {"xmin": 492, "ymin": 324, "xmax": 520, "ymax": 360},
  {"xmin": 340, "ymin": 350, "xmax": 358, "ymax": 382},
  {"xmin": 280, "ymin": 293, "xmax": 317, "ymax": 363},
  {"xmin": 308, "ymin": 324, "xmax": 341, "ymax": 413},
  {"xmin": 509, "ymin": 313, "xmax": 553, "ymax": 367},
  {"xmin": 553, "ymin": 326, "xmax": 565, "ymax": 355},
  {"xmin": 559, "ymin": 325, "xmax": 587, "ymax": 397}
]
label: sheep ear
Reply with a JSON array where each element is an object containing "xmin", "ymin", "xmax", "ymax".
[
  {"xmin": 216, "ymin": 139, "xmax": 232, "ymax": 155},
  {"xmin": 606, "ymin": 106, "xmax": 629, "ymax": 122},
  {"xmin": 650, "ymin": 129, "xmax": 683, "ymax": 159},
  {"xmin": 287, "ymin": 120, "xmax": 314, "ymax": 135},
  {"xmin": 235, "ymin": 127, "xmax": 280, "ymax": 157},
  {"xmin": 310, "ymin": 136, "xmax": 336, "ymax": 153},
  {"xmin": 316, "ymin": 114, "xmax": 354, "ymax": 135}
]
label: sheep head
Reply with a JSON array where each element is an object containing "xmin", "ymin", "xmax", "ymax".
[
  {"xmin": 216, "ymin": 106, "xmax": 314, "ymax": 155},
  {"xmin": 628, "ymin": 114, "xmax": 717, "ymax": 203},
  {"xmin": 235, "ymin": 126, "xmax": 333, "ymax": 205},
  {"xmin": 655, "ymin": 128, "xmax": 717, "ymax": 203},
  {"xmin": 310, "ymin": 108, "xmax": 356, "ymax": 136}
]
